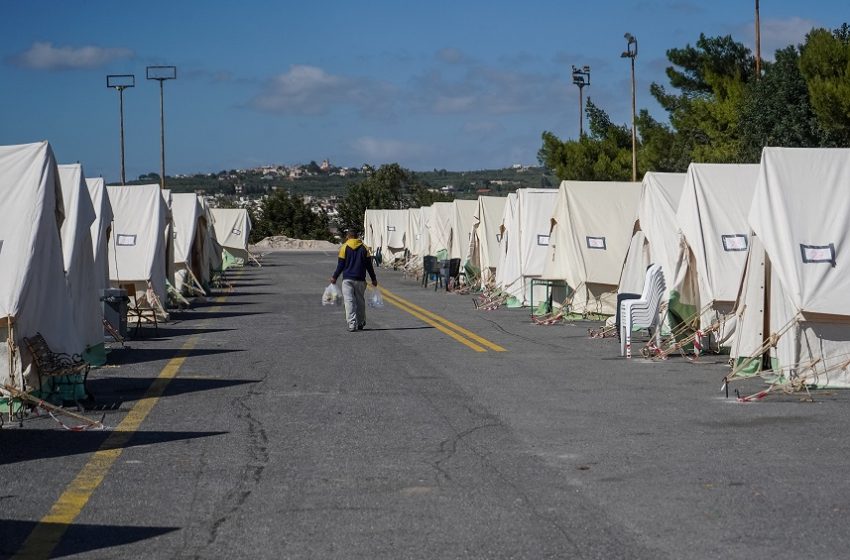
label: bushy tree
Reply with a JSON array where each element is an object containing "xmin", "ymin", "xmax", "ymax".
[
  {"xmin": 799, "ymin": 24, "xmax": 850, "ymax": 145},
  {"xmin": 538, "ymin": 99, "xmax": 634, "ymax": 181},
  {"xmin": 336, "ymin": 163, "xmax": 434, "ymax": 232},
  {"xmin": 252, "ymin": 191, "xmax": 333, "ymax": 242},
  {"xmin": 738, "ymin": 46, "xmax": 825, "ymax": 161}
]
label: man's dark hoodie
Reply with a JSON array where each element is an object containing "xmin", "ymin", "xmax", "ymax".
[{"xmin": 332, "ymin": 239, "xmax": 377, "ymax": 283}]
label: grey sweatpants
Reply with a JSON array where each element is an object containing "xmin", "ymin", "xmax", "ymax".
[{"xmin": 341, "ymin": 279, "xmax": 367, "ymax": 330}]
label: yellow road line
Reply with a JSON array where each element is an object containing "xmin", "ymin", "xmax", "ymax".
[
  {"xmin": 380, "ymin": 287, "xmax": 506, "ymax": 352},
  {"xmin": 13, "ymin": 297, "xmax": 226, "ymax": 560},
  {"xmin": 380, "ymin": 291, "xmax": 486, "ymax": 352}
]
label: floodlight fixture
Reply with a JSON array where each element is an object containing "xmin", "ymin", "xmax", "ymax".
[
  {"xmin": 571, "ymin": 65, "xmax": 591, "ymax": 137},
  {"xmin": 146, "ymin": 65, "xmax": 177, "ymax": 80},
  {"xmin": 106, "ymin": 74, "xmax": 135, "ymax": 184},
  {"xmin": 146, "ymin": 65, "xmax": 178, "ymax": 189},
  {"xmin": 106, "ymin": 74, "xmax": 135, "ymax": 89}
]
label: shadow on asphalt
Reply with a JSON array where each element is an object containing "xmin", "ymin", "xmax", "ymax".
[
  {"xmin": 217, "ymin": 291, "xmax": 276, "ymax": 298},
  {"xmin": 186, "ymin": 300, "xmax": 258, "ymax": 308},
  {"xmin": 171, "ymin": 310, "xmax": 267, "ymax": 321},
  {"xmin": 86, "ymin": 377, "xmax": 261, "ymax": 406},
  {"xmin": 228, "ymin": 281, "xmax": 273, "ymax": 287},
  {"xmin": 122, "ymin": 326, "xmax": 236, "ymax": 341},
  {"xmin": 0, "ymin": 429, "xmax": 227, "ymax": 465},
  {"xmin": 0, "ymin": 519, "xmax": 179, "ymax": 558},
  {"xmin": 364, "ymin": 326, "xmax": 436, "ymax": 331},
  {"xmin": 106, "ymin": 347, "xmax": 242, "ymax": 366}
]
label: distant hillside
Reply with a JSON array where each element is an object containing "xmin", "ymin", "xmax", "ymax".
[{"xmin": 117, "ymin": 165, "xmax": 555, "ymax": 198}]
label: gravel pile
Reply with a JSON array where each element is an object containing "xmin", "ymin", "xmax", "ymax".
[{"xmin": 251, "ymin": 235, "xmax": 339, "ymax": 252}]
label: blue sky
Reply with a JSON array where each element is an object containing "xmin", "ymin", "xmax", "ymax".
[{"xmin": 0, "ymin": 1, "xmax": 845, "ymax": 181}]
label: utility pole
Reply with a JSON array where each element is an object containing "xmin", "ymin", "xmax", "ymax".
[
  {"xmin": 571, "ymin": 65, "xmax": 591, "ymax": 138},
  {"xmin": 146, "ymin": 66, "xmax": 177, "ymax": 189},
  {"xmin": 621, "ymin": 34, "xmax": 638, "ymax": 182},
  {"xmin": 755, "ymin": 0, "xmax": 762, "ymax": 79},
  {"xmin": 106, "ymin": 74, "xmax": 135, "ymax": 185}
]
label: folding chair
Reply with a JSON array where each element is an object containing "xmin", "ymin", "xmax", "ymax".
[{"xmin": 122, "ymin": 283, "xmax": 159, "ymax": 337}]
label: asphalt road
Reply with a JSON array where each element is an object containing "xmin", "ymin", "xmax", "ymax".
[{"xmin": 2, "ymin": 250, "xmax": 849, "ymax": 559}]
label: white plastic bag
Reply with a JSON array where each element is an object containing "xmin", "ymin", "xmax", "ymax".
[
  {"xmin": 322, "ymin": 283, "xmax": 340, "ymax": 306},
  {"xmin": 368, "ymin": 287, "xmax": 384, "ymax": 308}
]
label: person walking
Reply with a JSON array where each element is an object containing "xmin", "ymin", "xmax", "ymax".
[{"xmin": 330, "ymin": 229, "xmax": 378, "ymax": 332}]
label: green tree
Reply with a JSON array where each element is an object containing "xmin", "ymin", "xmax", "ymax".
[
  {"xmin": 335, "ymin": 163, "xmax": 427, "ymax": 232},
  {"xmin": 253, "ymin": 191, "xmax": 333, "ymax": 242},
  {"xmin": 738, "ymin": 46, "xmax": 826, "ymax": 161},
  {"xmin": 538, "ymin": 99, "xmax": 634, "ymax": 181},
  {"xmin": 650, "ymin": 34, "xmax": 754, "ymax": 165},
  {"xmin": 799, "ymin": 24, "xmax": 850, "ymax": 144}
]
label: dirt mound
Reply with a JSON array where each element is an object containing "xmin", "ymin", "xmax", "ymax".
[{"xmin": 251, "ymin": 235, "xmax": 339, "ymax": 252}]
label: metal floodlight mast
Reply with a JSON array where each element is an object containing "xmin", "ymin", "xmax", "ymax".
[
  {"xmin": 621, "ymin": 33, "xmax": 638, "ymax": 182},
  {"xmin": 571, "ymin": 65, "xmax": 591, "ymax": 138},
  {"xmin": 146, "ymin": 65, "xmax": 177, "ymax": 189},
  {"xmin": 106, "ymin": 74, "xmax": 135, "ymax": 185}
]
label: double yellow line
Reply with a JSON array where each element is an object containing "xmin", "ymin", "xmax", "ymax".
[{"xmin": 379, "ymin": 287, "xmax": 505, "ymax": 353}]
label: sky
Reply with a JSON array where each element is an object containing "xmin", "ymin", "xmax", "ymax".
[{"xmin": 0, "ymin": 1, "xmax": 845, "ymax": 182}]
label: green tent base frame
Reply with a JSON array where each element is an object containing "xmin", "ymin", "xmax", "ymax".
[
  {"xmin": 0, "ymin": 396, "xmax": 25, "ymax": 416},
  {"xmin": 221, "ymin": 249, "xmax": 242, "ymax": 271},
  {"xmin": 83, "ymin": 342, "xmax": 108, "ymax": 367},
  {"xmin": 31, "ymin": 373, "xmax": 88, "ymax": 405}
]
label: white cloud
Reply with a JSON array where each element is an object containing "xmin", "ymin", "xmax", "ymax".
[
  {"xmin": 736, "ymin": 17, "xmax": 820, "ymax": 59},
  {"xmin": 436, "ymin": 47, "xmax": 465, "ymax": 64},
  {"xmin": 350, "ymin": 136, "xmax": 429, "ymax": 162},
  {"xmin": 9, "ymin": 42, "xmax": 133, "ymax": 70},
  {"xmin": 413, "ymin": 49, "xmax": 568, "ymax": 116},
  {"xmin": 462, "ymin": 121, "xmax": 505, "ymax": 135},
  {"xmin": 248, "ymin": 64, "xmax": 396, "ymax": 117}
]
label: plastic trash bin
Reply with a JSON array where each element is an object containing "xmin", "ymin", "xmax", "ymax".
[{"xmin": 101, "ymin": 288, "xmax": 129, "ymax": 339}]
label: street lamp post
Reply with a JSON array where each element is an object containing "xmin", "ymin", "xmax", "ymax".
[
  {"xmin": 755, "ymin": 0, "xmax": 762, "ymax": 78},
  {"xmin": 621, "ymin": 33, "xmax": 638, "ymax": 182},
  {"xmin": 146, "ymin": 65, "xmax": 177, "ymax": 189},
  {"xmin": 106, "ymin": 74, "xmax": 135, "ymax": 185},
  {"xmin": 571, "ymin": 65, "xmax": 591, "ymax": 138}
]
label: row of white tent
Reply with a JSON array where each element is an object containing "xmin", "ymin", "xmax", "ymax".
[
  {"xmin": 364, "ymin": 147, "xmax": 850, "ymax": 389},
  {"xmin": 0, "ymin": 141, "xmax": 254, "ymax": 402}
]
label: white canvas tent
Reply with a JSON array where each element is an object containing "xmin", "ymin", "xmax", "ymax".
[
  {"xmin": 542, "ymin": 181, "xmax": 641, "ymax": 315},
  {"xmin": 406, "ymin": 207, "xmax": 429, "ymax": 258},
  {"xmin": 107, "ymin": 184, "xmax": 169, "ymax": 317},
  {"xmin": 427, "ymin": 202, "xmax": 454, "ymax": 259},
  {"xmin": 211, "ymin": 207, "xmax": 252, "ymax": 266},
  {"xmin": 363, "ymin": 208, "xmax": 382, "ymax": 250},
  {"xmin": 1, "ymin": 142, "xmax": 83, "ymax": 397},
  {"xmin": 731, "ymin": 148, "xmax": 850, "ymax": 388},
  {"xmin": 671, "ymin": 163, "xmax": 758, "ymax": 339},
  {"xmin": 200, "ymin": 197, "xmax": 224, "ymax": 276},
  {"xmin": 451, "ymin": 200, "xmax": 478, "ymax": 262},
  {"xmin": 518, "ymin": 189, "xmax": 558, "ymax": 281},
  {"xmin": 86, "ymin": 178, "xmax": 114, "ymax": 305},
  {"xmin": 162, "ymin": 189, "xmax": 176, "ymax": 293},
  {"xmin": 618, "ymin": 173, "xmax": 687, "ymax": 295},
  {"xmin": 172, "ymin": 193, "xmax": 208, "ymax": 295},
  {"xmin": 58, "ymin": 164, "xmax": 103, "ymax": 364},
  {"xmin": 494, "ymin": 193, "xmax": 523, "ymax": 304},
  {"xmin": 382, "ymin": 209, "xmax": 410, "ymax": 263},
  {"xmin": 469, "ymin": 196, "xmax": 507, "ymax": 285}
]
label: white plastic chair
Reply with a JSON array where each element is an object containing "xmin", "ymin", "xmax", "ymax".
[{"xmin": 620, "ymin": 264, "xmax": 666, "ymax": 358}]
